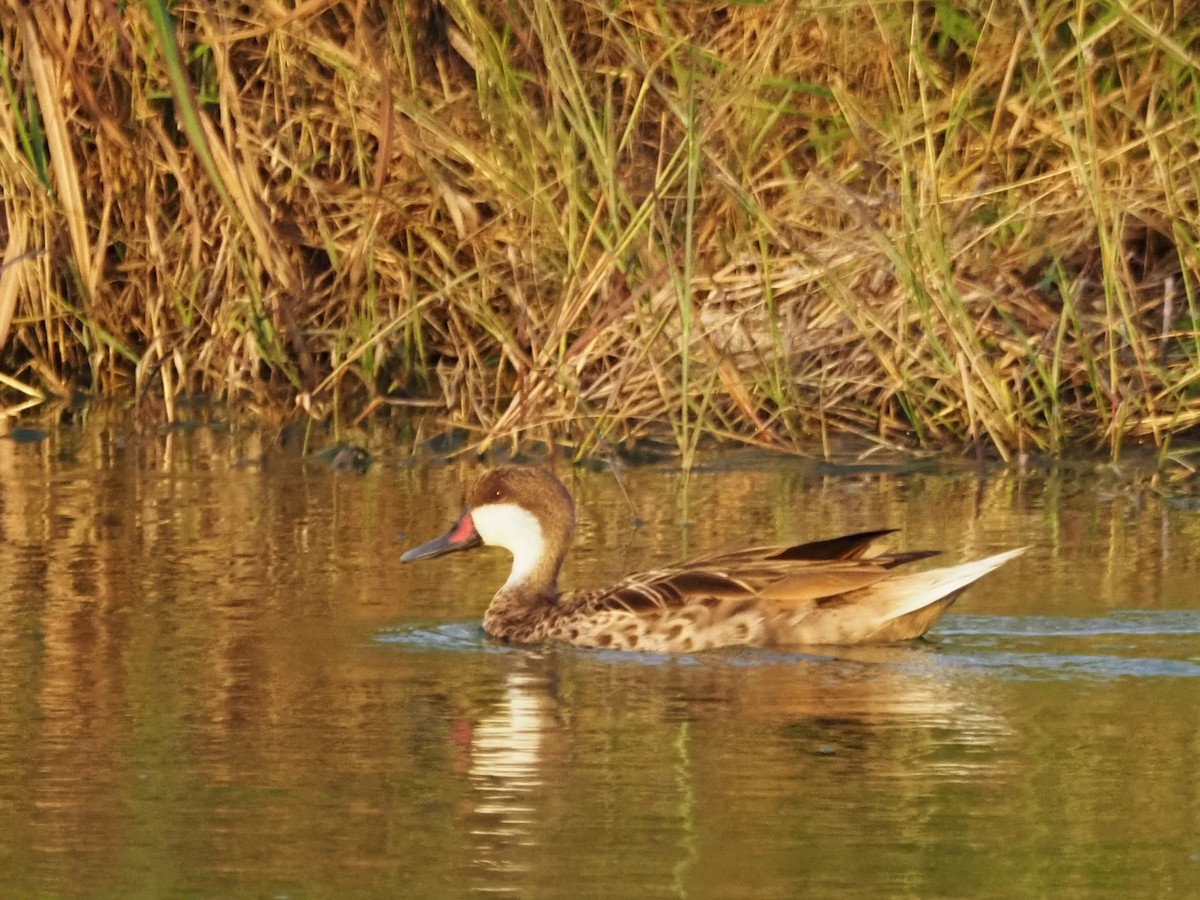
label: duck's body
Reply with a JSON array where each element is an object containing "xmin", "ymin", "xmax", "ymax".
[{"xmin": 401, "ymin": 466, "xmax": 1023, "ymax": 652}]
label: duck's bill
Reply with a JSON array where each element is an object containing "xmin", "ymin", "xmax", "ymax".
[{"xmin": 401, "ymin": 510, "xmax": 483, "ymax": 562}]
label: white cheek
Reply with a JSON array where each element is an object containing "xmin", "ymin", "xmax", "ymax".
[{"xmin": 470, "ymin": 502, "xmax": 546, "ymax": 589}]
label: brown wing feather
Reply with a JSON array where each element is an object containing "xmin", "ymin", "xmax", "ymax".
[
  {"xmin": 688, "ymin": 529, "xmax": 897, "ymax": 568},
  {"xmin": 580, "ymin": 535, "xmax": 932, "ymax": 616},
  {"xmin": 759, "ymin": 564, "xmax": 894, "ymax": 602},
  {"xmin": 593, "ymin": 567, "xmax": 756, "ymax": 613},
  {"xmin": 767, "ymin": 529, "xmax": 897, "ymax": 561}
]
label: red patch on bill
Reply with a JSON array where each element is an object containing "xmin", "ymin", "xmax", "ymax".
[{"xmin": 449, "ymin": 514, "xmax": 477, "ymax": 544}]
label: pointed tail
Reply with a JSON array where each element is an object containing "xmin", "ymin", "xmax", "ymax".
[{"xmin": 866, "ymin": 546, "xmax": 1027, "ymax": 641}]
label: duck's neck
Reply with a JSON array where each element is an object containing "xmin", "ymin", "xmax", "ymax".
[
  {"xmin": 501, "ymin": 546, "xmax": 564, "ymax": 603},
  {"xmin": 502, "ymin": 546, "xmax": 561, "ymax": 596}
]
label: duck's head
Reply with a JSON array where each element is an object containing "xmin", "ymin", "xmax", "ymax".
[{"xmin": 401, "ymin": 465, "xmax": 576, "ymax": 594}]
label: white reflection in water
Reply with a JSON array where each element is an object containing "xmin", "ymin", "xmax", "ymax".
[{"xmin": 468, "ymin": 666, "xmax": 552, "ymax": 883}]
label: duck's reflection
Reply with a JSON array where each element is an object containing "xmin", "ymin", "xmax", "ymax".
[
  {"xmin": 465, "ymin": 661, "xmax": 556, "ymax": 886},
  {"xmin": 458, "ymin": 645, "xmax": 1012, "ymax": 892}
]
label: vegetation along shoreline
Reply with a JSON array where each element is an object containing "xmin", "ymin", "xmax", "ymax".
[{"xmin": 1, "ymin": 2, "xmax": 1198, "ymax": 463}]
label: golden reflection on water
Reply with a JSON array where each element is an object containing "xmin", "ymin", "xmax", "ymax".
[
  {"xmin": 454, "ymin": 647, "xmax": 1014, "ymax": 895},
  {"xmin": 443, "ymin": 644, "xmax": 1031, "ymax": 898},
  {"xmin": 0, "ymin": 419, "xmax": 1198, "ymax": 895}
]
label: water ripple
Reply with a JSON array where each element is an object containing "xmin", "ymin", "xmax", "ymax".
[
  {"xmin": 932, "ymin": 649, "xmax": 1200, "ymax": 679},
  {"xmin": 375, "ymin": 622, "xmax": 505, "ymax": 652},
  {"xmin": 938, "ymin": 610, "xmax": 1200, "ymax": 637},
  {"xmin": 931, "ymin": 610, "xmax": 1200, "ymax": 680},
  {"xmin": 376, "ymin": 611, "xmax": 1200, "ymax": 680}
]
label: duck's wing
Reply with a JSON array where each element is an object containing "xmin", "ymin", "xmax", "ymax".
[
  {"xmin": 592, "ymin": 529, "xmax": 935, "ymax": 614},
  {"xmin": 589, "ymin": 554, "xmax": 899, "ymax": 615},
  {"xmin": 569, "ymin": 536, "xmax": 1023, "ymax": 646}
]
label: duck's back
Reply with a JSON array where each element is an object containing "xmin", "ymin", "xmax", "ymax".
[{"xmin": 537, "ymin": 530, "xmax": 1019, "ymax": 652}]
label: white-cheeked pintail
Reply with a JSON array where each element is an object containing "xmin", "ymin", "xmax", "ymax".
[{"xmin": 401, "ymin": 465, "xmax": 1024, "ymax": 652}]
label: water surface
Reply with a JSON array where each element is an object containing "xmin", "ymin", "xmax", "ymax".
[{"xmin": 0, "ymin": 419, "xmax": 1197, "ymax": 896}]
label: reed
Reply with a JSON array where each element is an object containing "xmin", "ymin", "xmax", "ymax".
[{"xmin": 0, "ymin": 0, "xmax": 1197, "ymax": 460}]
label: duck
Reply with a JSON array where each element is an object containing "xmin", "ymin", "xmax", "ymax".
[{"xmin": 400, "ymin": 465, "xmax": 1024, "ymax": 652}]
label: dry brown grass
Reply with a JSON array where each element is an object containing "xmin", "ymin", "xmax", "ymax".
[{"xmin": 1, "ymin": 0, "xmax": 1197, "ymax": 460}]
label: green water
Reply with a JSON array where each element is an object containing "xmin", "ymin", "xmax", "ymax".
[{"xmin": 0, "ymin": 420, "xmax": 1197, "ymax": 896}]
